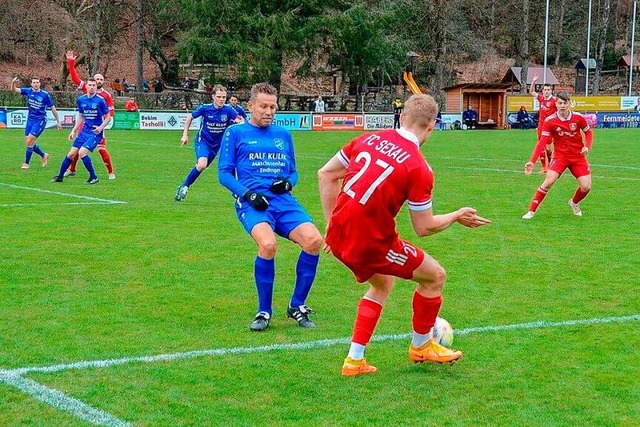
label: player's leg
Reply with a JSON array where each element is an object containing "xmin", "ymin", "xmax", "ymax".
[
  {"xmin": 286, "ymin": 221, "xmax": 323, "ymax": 328},
  {"xmin": 522, "ymin": 161, "xmax": 563, "ymax": 219},
  {"xmin": 536, "ymin": 127, "xmax": 548, "ymax": 173},
  {"xmin": 248, "ymin": 222, "xmax": 278, "ymax": 331},
  {"xmin": 96, "ymin": 139, "xmax": 115, "ymax": 179},
  {"xmin": 52, "ymin": 146, "xmax": 80, "ymax": 182},
  {"xmin": 175, "ymin": 141, "xmax": 209, "ymax": 201},
  {"xmin": 408, "ymin": 253, "xmax": 462, "ymax": 364},
  {"xmin": 568, "ymin": 163, "xmax": 592, "ymax": 216},
  {"xmin": 29, "ymin": 119, "xmax": 49, "ymax": 166},
  {"xmin": 342, "ymin": 273, "xmax": 394, "ymax": 376},
  {"xmin": 78, "ymin": 138, "xmax": 100, "ymax": 184}
]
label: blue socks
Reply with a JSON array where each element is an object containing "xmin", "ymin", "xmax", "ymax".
[
  {"xmin": 33, "ymin": 144, "xmax": 45, "ymax": 157},
  {"xmin": 25, "ymin": 146, "xmax": 34, "ymax": 164},
  {"xmin": 182, "ymin": 167, "xmax": 202, "ymax": 188},
  {"xmin": 81, "ymin": 156, "xmax": 97, "ymax": 179},
  {"xmin": 290, "ymin": 252, "xmax": 320, "ymax": 307},
  {"xmin": 57, "ymin": 156, "xmax": 72, "ymax": 177},
  {"xmin": 255, "ymin": 256, "xmax": 275, "ymax": 315}
]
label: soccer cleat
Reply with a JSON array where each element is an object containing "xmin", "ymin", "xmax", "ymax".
[
  {"xmin": 249, "ymin": 311, "xmax": 270, "ymax": 332},
  {"xmin": 86, "ymin": 177, "xmax": 99, "ymax": 185},
  {"xmin": 108, "ymin": 173, "xmax": 116, "ymax": 180},
  {"xmin": 522, "ymin": 211, "xmax": 535, "ymax": 220},
  {"xmin": 41, "ymin": 153, "xmax": 49, "ymax": 167},
  {"xmin": 287, "ymin": 305, "xmax": 316, "ymax": 328},
  {"xmin": 568, "ymin": 199, "xmax": 583, "ymax": 217},
  {"xmin": 51, "ymin": 176, "xmax": 63, "ymax": 183},
  {"xmin": 341, "ymin": 357, "xmax": 377, "ymax": 377},
  {"xmin": 409, "ymin": 339, "xmax": 463, "ymax": 364},
  {"xmin": 63, "ymin": 170, "xmax": 76, "ymax": 177},
  {"xmin": 21, "ymin": 163, "xmax": 30, "ymax": 169},
  {"xmin": 174, "ymin": 185, "xmax": 189, "ymax": 201}
]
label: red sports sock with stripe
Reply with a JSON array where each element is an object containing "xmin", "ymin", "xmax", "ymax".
[
  {"xmin": 69, "ymin": 155, "xmax": 78, "ymax": 173},
  {"xmin": 528, "ymin": 187, "xmax": 548, "ymax": 212},
  {"xmin": 98, "ymin": 146, "xmax": 114, "ymax": 174},
  {"xmin": 412, "ymin": 292, "xmax": 442, "ymax": 334},
  {"xmin": 351, "ymin": 298, "xmax": 383, "ymax": 346},
  {"xmin": 571, "ymin": 187, "xmax": 589, "ymax": 204}
]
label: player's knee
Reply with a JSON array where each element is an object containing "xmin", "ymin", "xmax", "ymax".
[
  {"xmin": 580, "ymin": 184, "xmax": 591, "ymax": 193},
  {"xmin": 258, "ymin": 240, "xmax": 277, "ymax": 258},
  {"xmin": 301, "ymin": 231, "xmax": 323, "ymax": 255},
  {"xmin": 433, "ymin": 265, "xmax": 447, "ymax": 289},
  {"xmin": 196, "ymin": 160, "xmax": 208, "ymax": 171}
]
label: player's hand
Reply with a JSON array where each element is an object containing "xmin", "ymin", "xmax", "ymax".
[
  {"xmin": 270, "ymin": 177, "xmax": 293, "ymax": 194},
  {"xmin": 56, "ymin": 122, "xmax": 62, "ymax": 130},
  {"xmin": 243, "ymin": 190, "xmax": 269, "ymax": 210},
  {"xmin": 68, "ymin": 131, "xmax": 76, "ymax": 141},
  {"xmin": 180, "ymin": 135, "xmax": 189, "ymax": 145},
  {"xmin": 524, "ymin": 161, "xmax": 534, "ymax": 175},
  {"xmin": 532, "ymin": 73, "xmax": 539, "ymax": 82},
  {"xmin": 92, "ymin": 126, "xmax": 102, "ymax": 134},
  {"xmin": 66, "ymin": 50, "xmax": 76, "ymax": 61},
  {"xmin": 12, "ymin": 76, "xmax": 19, "ymax": 83},
  {"xmin": 456, "ymin": 207, "xmax": 491, "ymax": 228},
  {"xmin": 581, "ymin": 146, "xmax": 589, "ymax": 155}
]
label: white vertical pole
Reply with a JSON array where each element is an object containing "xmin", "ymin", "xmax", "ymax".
[
  {"xmin": 629, "ymin": 0, "xmax": 637, "ymax": 96},
  {"xmin": 586, "ymin": 0, "xmax": 593, "ymax": 96},
  {"xmin": 543, "ymin": 0, "xmax": 550, "ymax": 84}
]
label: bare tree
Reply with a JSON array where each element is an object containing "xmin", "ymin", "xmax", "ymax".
[
  {"xmin": 593, "ymin": 0, "xmax": 612, "ymax": 94},
  {"xmin": 519, "ymin": 0, "xmax": 531, "ymax": 94},
  {"xmin": 553, "ymin": 0, "xmax": 566, "ymax": 66}
]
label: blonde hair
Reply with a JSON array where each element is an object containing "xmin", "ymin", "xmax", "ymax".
[
  {"xmin": 250, "ymin": 82, "xmax": 278, "ymax": 101},
  {"xmin": 402, "ymin": 94, "xmax": 438, "ymax": 128},
  {"xmin": 212, "ymin": 84, "xmax": 227, "ymax": 94}
]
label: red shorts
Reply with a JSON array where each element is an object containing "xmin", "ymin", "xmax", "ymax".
[
  {"xmin": 549, "ymin": 156, "xmax": 590, "ymax": 178},
  {"xmin": 330, "ymin": 238, "xmax": 425, "ymax": 283}
]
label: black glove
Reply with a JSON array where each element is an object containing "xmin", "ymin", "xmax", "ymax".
[
  {"xmin": 243, "ymin": 190, "xmax": 269, "ymax": 210},
  {"xmin": 270, "ymin": 177, "xmax": 293, "ymax": 194}
]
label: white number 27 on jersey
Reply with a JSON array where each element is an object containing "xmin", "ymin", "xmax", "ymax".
[{"xmin": 343, "ymin": 152, "xmax": 395, "ymax": 205}]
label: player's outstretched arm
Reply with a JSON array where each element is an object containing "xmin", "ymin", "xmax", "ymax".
[
  {"xmin": 51, "ymin": 106, "xmax": 62, "ymax": 129},
  {"xmin": 10, "ymin": 77, "xmax": 22, "ymax": 94},
  {"xmin": 410, "ymin": 207, "xmax": 491, "ymax": 237},
  {"xmin": 66, "ymin": 50, "xmax": 84, "ymax": 88},
  {"xmin": 529, "ymin": 73, "xmax": 539, "ymax": 97}
]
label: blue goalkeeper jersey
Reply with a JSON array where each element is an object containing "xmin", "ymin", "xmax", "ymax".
[
  {"xmin": 20, "ymin": 88, "xmax": 55, "ymax": 121},
  {"xmin": 77, "ymin": 94, "xmax": 109, "ymax": 137},
  {"xmin": 218, "ymin": 122, "xmax": 299, "ymax": 197},
  {"xmin": 192, "ymin": 104, "xmax": 238, "ymax": 148}
]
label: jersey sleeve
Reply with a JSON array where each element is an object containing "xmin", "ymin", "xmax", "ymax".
[
  {"xmin": 336, "ymin": 135, "xmax": 361, "ymax": 167},
  {"xmin": 101, "ymin": 91, "xmax": 115, "ymax": 116},
  {"xmin": 407, "ymin": 163, "xmax": 434, "ymax": 211},
  {"xmin": 20, "ymin": 88, "xmax": 29, "ymax": 96},
  {"xmin": 218, "ymin": 127, "xmax": 247, "ymax": 197},
  {"xmin": 45, "ymin": 93, "xmax": 55, "ymax": 108},
  {"xmin": 285, "ymin": 131, "xmax": 299, "ymax": 187},
  {"xmin": 191, "ymin": 105, "xmax": 205, "ymax": 119},
  {"xmin": 227, "ymin": 106, "xmax": 238, "ymax": 122},
  {"xmin": 237, "ymin": 106, "xmax": 247, "ymax": 119},
  {"xmin": 98, "ymin": 99, "xmax": 109, "ymax": 117}
]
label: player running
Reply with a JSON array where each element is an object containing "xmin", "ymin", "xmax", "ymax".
[
  {"xmin": 529, "ymin": 73, "xmax": 557, "ymax": 173},
  {"xmin": 66, "ymin": 50, "xmax": 116, "ymax": 179},
  {"xmin": 318, "ymin": 94, "xmax": 491, "ymax": 376},
  {"xmin": 522, "ymin": 91, "xmax": 594, "ymax": 219},
  {"xmin": 10, "ymin": 76, "xmax": 61, "ymax": 169},
  {"xmin": 228, "ymin": 95, "xmax": 247, "ymax": 121}
]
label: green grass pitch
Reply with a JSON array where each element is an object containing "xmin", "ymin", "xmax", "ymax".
[{"xmin": 0, "ymin": 127, "xmax": 638, "ymax": 426}]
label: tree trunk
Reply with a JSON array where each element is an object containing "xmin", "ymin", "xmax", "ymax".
[
  {"xmin": 593, "ymin": 0, "xmax": 611, "ymax": 94},
  {"xmin": 554, "ymin": 0, "xmax": 566, "ymax": 66},
  {"xmin": 136, "ymin": 0, "xmax": 145, "ymax": 92},
  {"xmin": 520, "ymin": 0, "xmax": 530, "ymax": 94}
]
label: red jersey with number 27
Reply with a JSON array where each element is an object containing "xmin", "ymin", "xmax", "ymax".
[{"xmin": 326, "ymin": 129, "xmax": 434, "ymax": 260}]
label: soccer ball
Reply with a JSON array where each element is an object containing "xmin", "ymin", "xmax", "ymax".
[{"xmin": 433, "ymin": 317, "xmax": 454, "ymax": 348}]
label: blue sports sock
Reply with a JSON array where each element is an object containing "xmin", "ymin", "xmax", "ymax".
[
  {"xmin": 255, "ymin": 256, "xmax": 275, "ymax": 315},
  {"xmin": 57, "ymin": 156, "xmax": 72, "ymax": 177},
  {"xmin": 33, "ymin": 144, "xmax": 45, "ymax": 157},
  {"xmin": 81, "ymin": 156, "xmax": 97, "ymax": 179},
  {"xmin": 25, "ymin": 146, "xmax": 34, "ymax": 164},
  {"xmin": 182, "ymin": 167, "xmax": 202, "ymax": 187},
  {"xmin": 290, "ymin": 252, "xmax": 320, "ymax": 307}
]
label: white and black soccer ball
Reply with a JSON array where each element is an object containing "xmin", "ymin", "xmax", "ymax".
[{"xmin": 433, "ymin": 316, "xmax": 454, "ymax": 348}]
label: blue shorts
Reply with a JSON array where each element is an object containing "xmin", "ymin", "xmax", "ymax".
[
  {"xmin": 72, "ymin": 132, "xmax": 103, "ymax": 152},
  {"xmin": 235, "ymin": 193, "xmax": 314, "ymax": 238},
  {"xmin": 25, "ymin": 119, "xmax": 47, "ymax": 138},
  {"xmin": 194, "ymin": 139, "xmax": 220, "ymax": 166}
]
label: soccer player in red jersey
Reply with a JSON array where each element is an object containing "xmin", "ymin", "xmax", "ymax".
[
  {"xmin": 529, "ymin": 73, "xmax": 557, "ymax": 173},
  {"xmin": 318, "ymin": 94, "xmax": 491, "ymax": 377},
  {"xmin": 65, "ymin": 50, "xmax": 117, "ymax": 180},
  {"xmin": 522, "ymin": 91, "xmax": 594, "ymax": 219}
]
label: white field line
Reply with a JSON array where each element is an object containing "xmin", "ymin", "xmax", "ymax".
[
  {"xmin": 3, "ymin": 314, "xmax": 638, "ymax": 377},
  {"xmin": 0, "ymin": 373, "xmax": 132, "ymax": 427},
  {"xmin": 0, "ymin": 183, "xmax": 127, "ymax": 205},
  {"xmin": 0, "ymin": 202, "xmax": 123, "ymax": 207}
]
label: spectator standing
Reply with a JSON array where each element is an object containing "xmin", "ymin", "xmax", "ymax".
[
  {"xmin": 392, "ymin": 98, "xmax": 403, "ymax": 129},
  {"xmin": 124, "ymin": 97, "xmax": 139, "ymax": 112},
  {"xmin": 314, "ymin": 95, "xmax": 325, "ymax": 113}
]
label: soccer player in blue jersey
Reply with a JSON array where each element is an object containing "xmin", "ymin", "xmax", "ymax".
[
  {"xmin": 228, "ymin": 95, "xmax": 247, "ymax": 120},
  {"xmin": 174, "ymin": 85, "xmax": 241, "ymax": 201},
  {"xmin": 218, "ymin": 82, "xmax": 323, "ymax": 331},
  {"xmin": 11, "ymin": 76, "xmax": 61, "ymax": 169},
  {"xmin": 51, "ymin": 79, "xmax": 111, "ymax": 184}
]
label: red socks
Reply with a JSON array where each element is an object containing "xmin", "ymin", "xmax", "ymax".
[
  {"xmin": 571, "ymin": 187, "xmax": 589, "ymax": 204},
  {"xmin": 97, "ymin": 146, "xmax": 114, "ymax": 174},
  {"xmin": 351, "ymin": 298, "xmax": 383, "ymax": 346},
  {"xmin": 529, "ymin": 187, "xmax": 548, "ymax": 212},
  {"xmin": 412, "ymin": 292, "xmax": 442, "ymax": 334}
]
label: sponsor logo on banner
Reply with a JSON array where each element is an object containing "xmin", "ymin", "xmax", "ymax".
[
  {"xmin": 313, "ymin": 114, "xmax": 365, "ymax": 130},
  {"xmin": 365, "ymin": 114, "xmax": 394, "ymax": 130},
  {"xmin": 6, "ymin": 109, "xmax": 113, "ymax": 129},
  {"xmin": 621, "ymin": 96, "xmax": 640, "ymax": 111},
  {"xmin": 597, "ymin": 112, "xmax": 640, "ymax": 128},
  {"xmin": 139, "ymin": 112, "xmax": 200, "ymax": 130}
]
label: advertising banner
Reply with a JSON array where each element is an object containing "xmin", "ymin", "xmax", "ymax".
[
  {"xmin": 596, "ymin": 112, "xmax": 640, "ymax": 128},
  {"xmin": 570, "ymin": 96, "xmax": 621, "ymax": 111},
  {"xmin": 6, "ymin": 109, "xmax": 113, "ymax": 130},
  {"xmin": 312, "ymin": 113, "xmax": 364, "ymax": 130},
  {"xmin": 271, "ymin": 113, "xmax": 312, "ymax": 131},
  {"xmin": 113, "ymin": 111, "xmax": 140, "ymax": 130},
  {"xmin": 620, "ymin": 96, "xmax": 640, "ymax": 111},
  {"xmin": 139, "ymin": 112, "xmax": 201, "ymax": 130},
  {"xmin": 507, "ymin": 97, "xmax": 535, "ymax": 112},
  {"xmin": 365, "ymin": 114, "xmax": 394, "ymax": 130}
]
